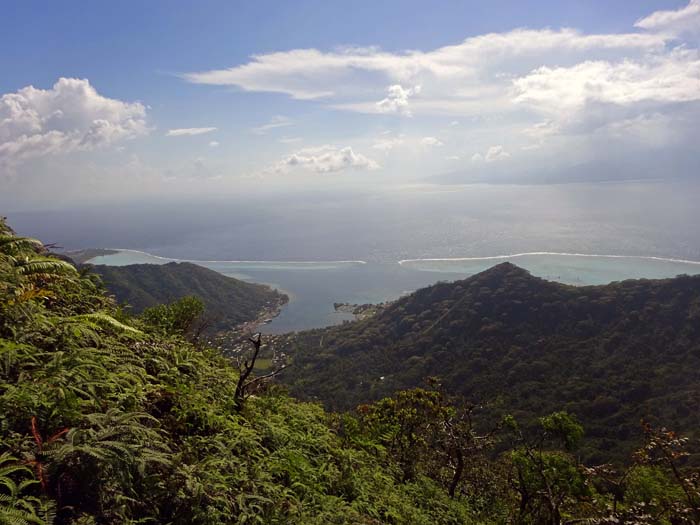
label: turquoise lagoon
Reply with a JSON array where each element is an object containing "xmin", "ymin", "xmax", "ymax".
[{"xmin": 88, "ymin": 250, "xmax": 700, "ymax": 334}]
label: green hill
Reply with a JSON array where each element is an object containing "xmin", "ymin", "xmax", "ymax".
[
  {"xmin": 280, "ymin": 262, "xmax": 700, "ymax": 463},
  {"xmin": 0, "ymin": 219, "xmax": 483, "ymax": 524},
  {"xmin": 88, "ymin": 261, "xmax": 287, "ymax": 333},
  {"xmin": 4, "ymin": 219, "xmax": 700, "ymax": 524}
]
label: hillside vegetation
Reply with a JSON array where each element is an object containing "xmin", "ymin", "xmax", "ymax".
[
  {"xmin": 88, "ymin": 262, "xmax": 286, "ymax": 333},
  {"xmin": 281, "ymin": 263, "xmax": 700, "ymax": 463},
  {"xmin": 0, "ymin": 220, "xmax": 480, "ymax": 524},
  {"xmin": 2, "ymin": 218, "xmax": 700, "ymax": 525}
]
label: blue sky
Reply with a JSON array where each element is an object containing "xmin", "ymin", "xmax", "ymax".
[{"xmin": 1, "ymin": 1, "xmax": 699, "ymax": 210}]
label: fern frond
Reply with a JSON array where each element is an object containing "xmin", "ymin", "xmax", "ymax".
[
  {"xmin": 0, "ymin": 236, "xmax": 43, "ymax": 255},
  {"xmin": 16, "ymin": 258, "xmax": 77, "ymax": 277},
  {"xmin": 0, "ymin": 454, "xmax": 44, "ymax": 525},
  {"xmin": 66, "ymin": 313, "xmax": 142, "ymax": 335}
]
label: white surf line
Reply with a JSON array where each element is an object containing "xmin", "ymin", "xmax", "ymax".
[
  {"xmin": 98, "ymin": 248, "xmax": 368, "ymax": 265},
  {"xmin": 398, "ymin": 252, "xmax": 700, "ymax": 266}
]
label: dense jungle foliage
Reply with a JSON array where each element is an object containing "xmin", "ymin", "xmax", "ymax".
[
  {"xmin": 2, "ymin": 218, "xmax": 700, "ymax": 524},
  {"xmin": 281, "ymin": 263, "xmax": 700, "ymax": 464},
  {"xmin": 86, "ymin": 262, "xmax": 286, "ymax": 333}
]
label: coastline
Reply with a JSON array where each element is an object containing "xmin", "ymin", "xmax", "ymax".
[{"xmin": 398, "ymin": 252, "xmax": 700, "ymax": 266}]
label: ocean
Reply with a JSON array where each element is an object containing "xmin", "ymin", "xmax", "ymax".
[
  {"xmin": 87, "ymin": 249, "xmax": 700, "ymax": 333},
  {"xmin": 10, "ymin": 180, "xmax": 700, "ymax": 333}
]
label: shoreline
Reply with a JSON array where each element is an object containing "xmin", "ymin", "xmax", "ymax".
[
  {"xmin": 232, "ymin": 290, "xmax": 290, "ymax": 337},
  {"xmin": 399, "ymin": 252, "xmax": 700, "ymax": 266},
  {"xmin": 84, "ymin": 247, "xmax": 700, "ymax": 267},
  {"xmin": 86, "ymin": 248, "xmax": 368, "ymax": 265}
]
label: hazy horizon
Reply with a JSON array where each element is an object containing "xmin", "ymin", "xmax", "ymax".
[{"xmin": 7, "ymin": 180, "xmax": 700, "ymax": 265}]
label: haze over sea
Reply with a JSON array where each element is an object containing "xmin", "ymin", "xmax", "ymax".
[{"xmin": 10, "ymin": 180, "xmax": 700, "ymax": 333}]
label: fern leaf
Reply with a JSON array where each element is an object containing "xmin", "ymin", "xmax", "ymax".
[
  {"xmin": 0, "ymin": 235, "xmax": 43, "ymax": 255},
  {"xmin": 16, "ymin": 258, "xmax": 77, "ymax": 276},
  {"xmin": 66, "ymin": 313, "xmax": 142, "ymax": 334}
]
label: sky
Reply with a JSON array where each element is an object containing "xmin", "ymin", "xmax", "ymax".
[{"xmin": 1, "ymin": 0, "xmax": 699, "ymax": 211}]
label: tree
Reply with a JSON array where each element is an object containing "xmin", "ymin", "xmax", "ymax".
[
  {"xmin": 141, "ymin": 295, "xmax": 206, "ymax": 340},
  {"xmin": 504, "ymin": 412, "xmax": 589, "ymax": 525}
]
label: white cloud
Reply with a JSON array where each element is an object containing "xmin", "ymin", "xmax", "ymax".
[
  {"xmin": 376, "ymin": 84, "xmax": 421, "ymax": 116},
  {"xmin": 512, "ymin": 50, "xmax": 700, "ymax": 111},
  {"xmin": 272, "ymin": 145, "xmax": 379, "ymax": 174},
  {"xmin": 522, "ymin": 120, "xmax": 560, "ymax": 139},
  {"xmin": 209, "ymin": 141, "xmax": 220, "ymax": 147},
  {"xmin": 472, "ymin": 145, "xmax": 511, "ymax": 163},
  {"xmin": 373, "ymin": 135, "xmax": 405, "ymax": 151},
  {"xmin": 178, "ymin": 5, "xmax": 700, "ymax": 178},
  {"xmin": 183, "ymin": 28, "xmax": 667, "ymax": 116},
  {"xmin": 180, "ymin": 13, "xmax": 700, "ymax": 156},
  {"xmin": 485, "ymin": 145, "xmax": 511, "ymax": 162},
  {"xmin": 421, "ymin": 136, "xmax": 444, "ymax": 147},
  {"xmin": 166, "ymin": 127, "xmax": 217, "ymax": 136},
  {"xmin": 252, "ymin": 115, "xmax": 293, "ymax": 135},
  {"xmin": 446, "ymin": 155, "xmax": 461, "ymax": 160},
  {"xmin": 635, "ymin": 0, "xmax": 700, "ymax": 36},
  {"xmin": 0, "ymin": 77, "xmax": 148, "ymax": 167}
]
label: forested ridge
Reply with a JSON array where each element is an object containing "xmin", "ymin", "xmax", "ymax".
[
  {"xmin": 2, "ymin": 217, "xmax": 700, "ymax": 524},
  {"xmin": 87, "ymin": 261, "xmax": 286, "ymax": 333},
  {"xmin": 281, "ymin": 263, "xmax": 700, "ymax": 463}
]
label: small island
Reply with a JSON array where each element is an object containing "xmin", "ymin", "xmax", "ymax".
[{"xmin": 333, "ymin": 301, "xmax": 391, "ymax": 320}]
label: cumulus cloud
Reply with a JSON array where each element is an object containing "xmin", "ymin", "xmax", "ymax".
[
  {"xmin": 512, "ymin": 50, "xmax": 700, "ymax": 111},
  {"xmin": 166, "ymin": 127, "xmax": 217, "ymax": 136},
  {"xmin": 472, "ymin": 145, "xmax": 511, "ymax": 163},
  {"xmin": 421, "ymin": 136, "xmax": 444, "ymax": 147},
  {"xmin": 273, "ymin": 145, "xmax": 379, "ymax": 174},
  {"xmin": 209, "ymin": 141, "xmax": 220, "ymax": 147},
  {"xmin": 251, "ymin": 115, "xmax": 293, "ymax": 135},
  {"xmin": 181, "ymin": 11, "xmax": 699, "ymax": 146},
  {"xmin": 180, "ymin": 4, "xmax": 699, "ymax": 175},
  {"xmin": 635, "ymin": 0, "xmax": 700, "ymax": 36},
  {"xmin": 485, "ymin": 145, "xmax": 511, "ymax": 162},
  {"xmin": 0, "ymin": 77, "xmax": 148, "ymax": 167},
  {"xmin": 376, "ymin": 84, "xmax": 420, "ymax": 116},
  {"xmin": 183, "ymin": 27, "xmax": 667, "ymax": 116}
]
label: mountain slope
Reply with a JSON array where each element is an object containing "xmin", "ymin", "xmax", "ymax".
[
  {"xmin": 281, "ymin": 263, "xmax": 700, "ymax": 462},
  {"xmin": 0, "ymin": 218, "xmax": 480, "ymax": 525},
  {"xmin": 89, "ymin": 261, "xmax": 286, "ymax": 332}
]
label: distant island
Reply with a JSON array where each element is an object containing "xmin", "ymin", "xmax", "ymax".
[{"xmin": 333, "ymin": 301, "xmax": 390, "ymax": 320}]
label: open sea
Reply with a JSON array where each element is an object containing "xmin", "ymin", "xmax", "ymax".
[{"xmin": 11, "ymin": 180, "xmax": 700, "ymax": 333}]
